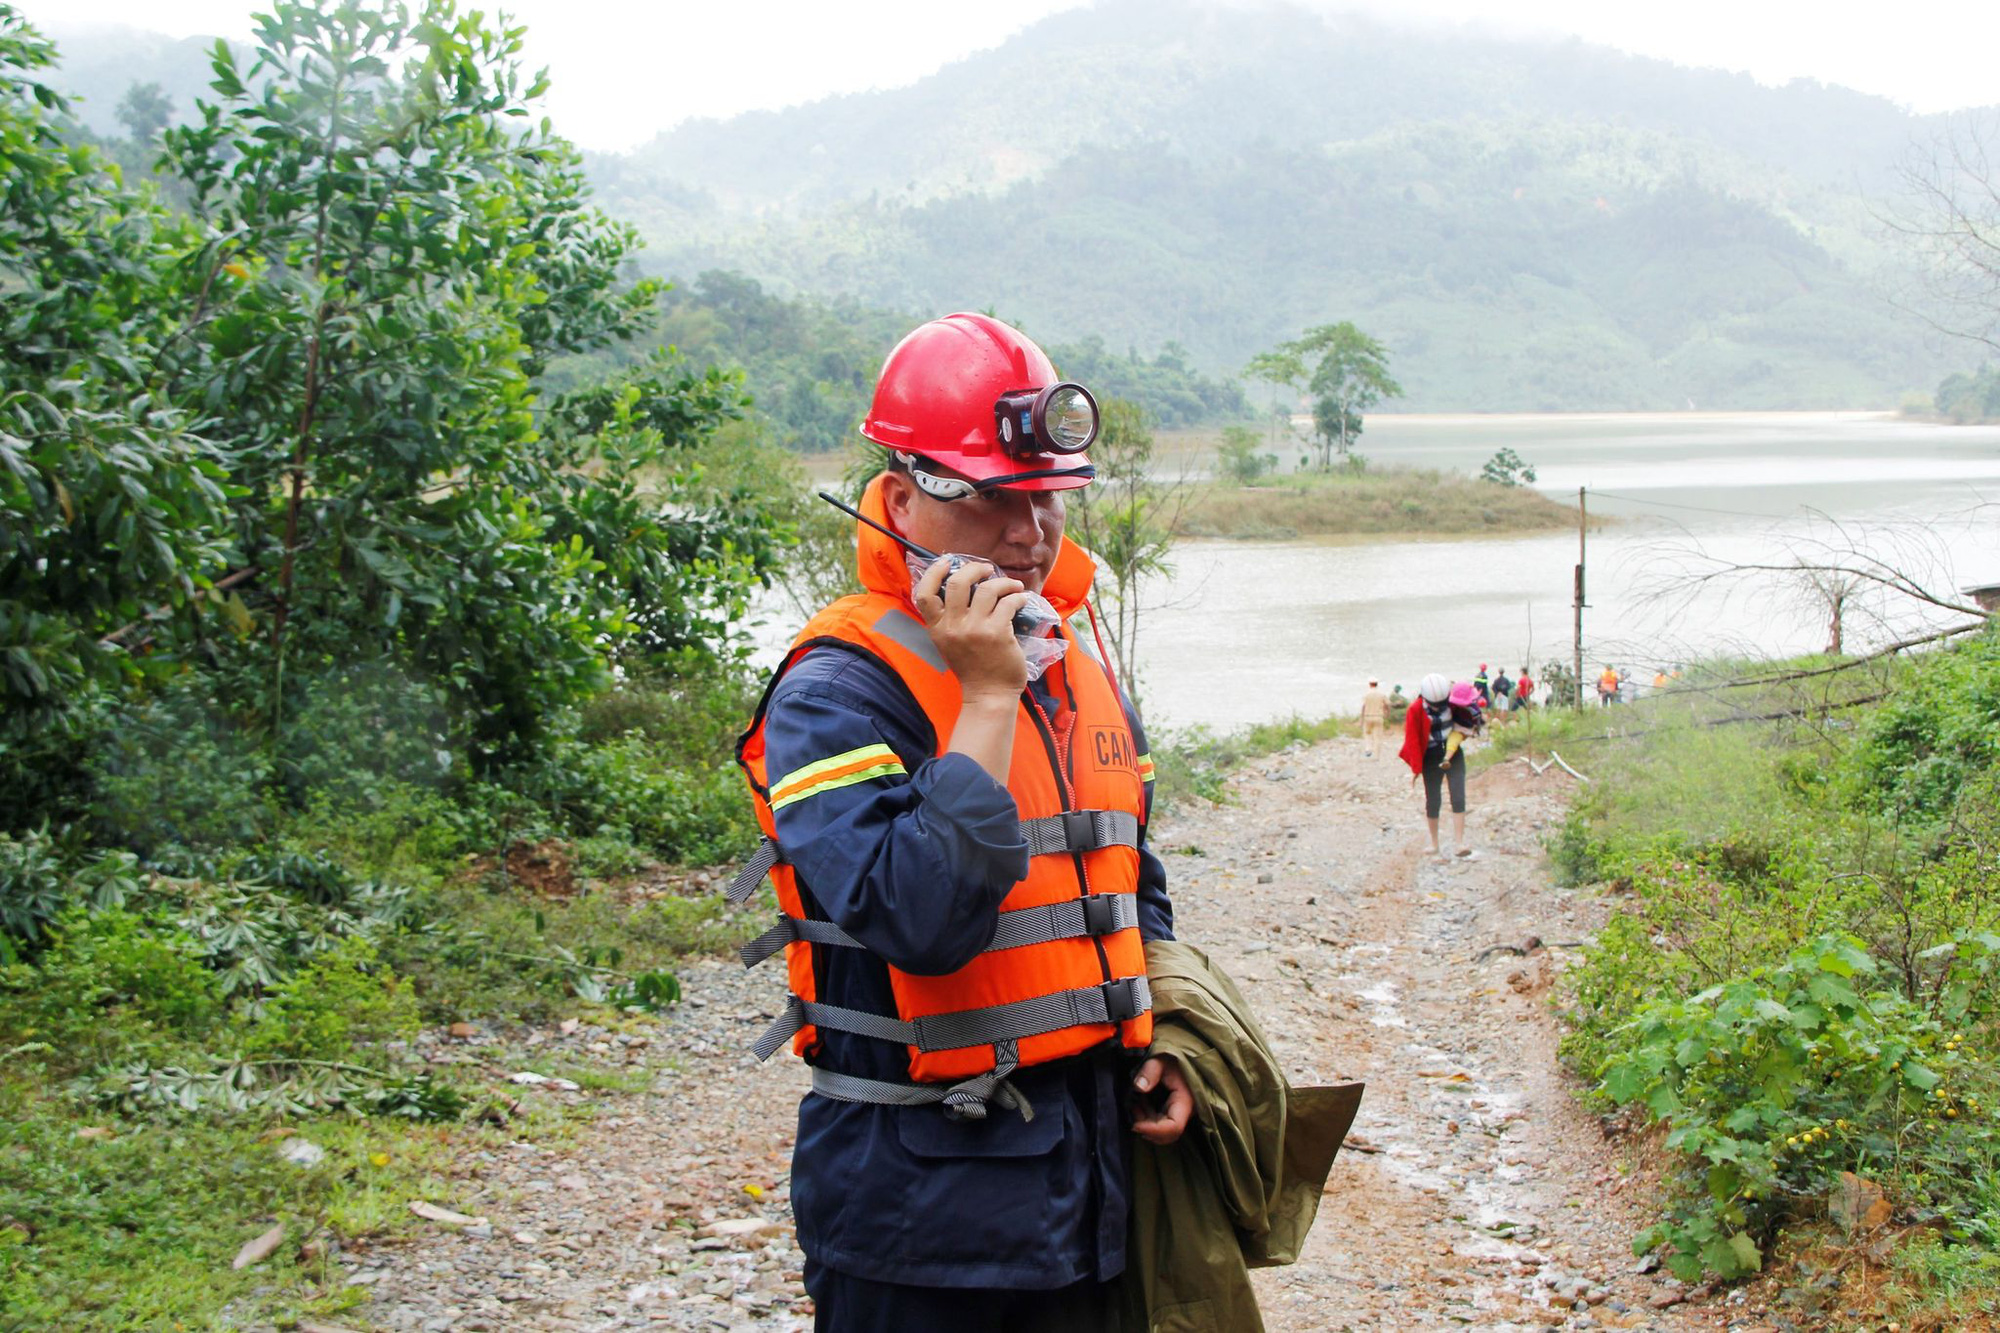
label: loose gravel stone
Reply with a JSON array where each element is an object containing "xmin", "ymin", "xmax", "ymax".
[{"xmin": 354, "ymin": 735, "xmax": 1719, "ymax": 1331}]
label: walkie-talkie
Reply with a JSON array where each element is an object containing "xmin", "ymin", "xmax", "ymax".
[{"xmin": 816, "ymin": 491, "xmax": 1041, "ymax": 636}]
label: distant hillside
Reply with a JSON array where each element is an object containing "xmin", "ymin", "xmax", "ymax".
[
  {"xmin": 618, "ymin": 3, "xmax": 1933, "ymax": 212},
  {"xmin": 42, "ymin": 3, "xmax": 1975, "ymax": 412},
  {"xmin": 38, "ymin": 21, "xmax": 230, "ymax": 138},
  {"xmin": 592, "ymin": 0, "xmax": 1966, "ymax": 411}
]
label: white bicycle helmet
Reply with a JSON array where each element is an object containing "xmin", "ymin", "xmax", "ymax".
[{"xmin": 1419, "ymin": 673, "xmax": 1451, "ymax": 704}]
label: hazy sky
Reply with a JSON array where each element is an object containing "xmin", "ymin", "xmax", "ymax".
[{"xmin": 44, "ymin": 0, "xmax": 2000, "ymax": 152}]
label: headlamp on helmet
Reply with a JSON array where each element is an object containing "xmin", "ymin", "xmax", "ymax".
[{"xmin": 994, "ymin": 382, "xmax": 1099, "ymax": 458}]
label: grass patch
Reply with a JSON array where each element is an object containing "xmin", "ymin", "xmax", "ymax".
[
  {"xmin": 1152, "ymin": 713, "xmax": 1350, "ymax": 808},
  {"xmin": 1179, "ymin": 465, "xmax": 1576, "ymax": 539},
  {"xmin": 0, "ymin": 1074, "xmax": 502, "ymax": 1331},
  {"xmin": 384, "ymin": 880, "xmax": 760, "ymax": 1026}
]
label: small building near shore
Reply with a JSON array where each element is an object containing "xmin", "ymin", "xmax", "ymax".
[{"xmin": 1966, "ymin": 583, "xmax": 2000, "ymax": 614}]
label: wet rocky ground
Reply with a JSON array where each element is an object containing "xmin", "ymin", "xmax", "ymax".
[{"xmin": 333, "ymin": 734, "xmax": 1780, "ymax": 1331}]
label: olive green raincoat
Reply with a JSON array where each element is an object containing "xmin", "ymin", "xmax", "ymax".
[{"xmin": 1122, "ymin": 940, "xmax": 1365, "ymax": 1332}]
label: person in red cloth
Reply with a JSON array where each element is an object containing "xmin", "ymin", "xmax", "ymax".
[{"xmin": 1398, "ymin": 673, "xmax": 1473, "ymax": 859}]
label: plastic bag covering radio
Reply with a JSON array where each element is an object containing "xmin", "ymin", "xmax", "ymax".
[{"xmin": 904, "ymin": 552, "xmax": 1067, "ymax": 682}]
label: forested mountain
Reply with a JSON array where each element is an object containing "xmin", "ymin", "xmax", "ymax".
[
  {"xmin": 552, "ymin": 271, "xmax": 1248, "ymax": 450},
  {"xmin": 591, "ymin": 0, "xmax": 1968, "ymax": 411},
  {"xmin": 45, "ymin": 3, "xmax": 1977, "ymax": 411}
]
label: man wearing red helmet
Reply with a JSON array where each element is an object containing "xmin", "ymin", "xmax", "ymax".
[{"xmin": 731, "ymin": 313, "xmax": 1188, "ymax": 1329}]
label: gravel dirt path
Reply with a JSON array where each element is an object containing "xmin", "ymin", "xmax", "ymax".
[{"xmin": 350, "ymin": 734, "xmax": 1744, "ymax": 1332}]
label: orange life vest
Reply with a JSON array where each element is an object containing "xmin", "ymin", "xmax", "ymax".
[{"xmin": 730, "ymin": 476, "xmax": 1153, "ymax": 1106}]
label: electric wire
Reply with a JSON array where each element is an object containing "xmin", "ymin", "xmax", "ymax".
[{"xmin": 1582, "ymin": 489, "xmax": 1810, "ymax": 521}]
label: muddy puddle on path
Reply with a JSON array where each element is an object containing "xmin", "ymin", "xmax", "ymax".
[{"xmin": 1158, "ymin": 741, "xmax": 1718, "ymax": 1332}]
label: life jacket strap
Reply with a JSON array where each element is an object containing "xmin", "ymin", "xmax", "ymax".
[
  {"xmin": 807, "ymin": 1039, "xmax": 1035, "ymax": 1124},
  {"xmin": 1020, "ymin": 809, "xmax": 1140, "ymax": 856},
  {"xmin": 739, "ymin": 915, "xmax": 861, "ymax": 969},
  {"xmin": 728, "ymin": 810, "xmax": 1132, "ymax": 911},
  {"xmin": 985, "ymin": 892, "xmax": 1140, "ymax": 949},
  {"xmin": 726, "ymin": 837, "xmax": 782, "ymax": 905},
  {"xmin": 739, "ymin": 892, "xmax": 1142, "ymax": 971},
  {"xmin": 751, "ymin": 976, "xmax": 1153, "ymax": 1063}
]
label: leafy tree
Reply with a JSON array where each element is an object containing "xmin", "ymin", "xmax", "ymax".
[
  {"xmin": 0, "ymin": 9, "xmax": 230, "ymax": 745},
  {"xmin": 1067, "ymin": 398, "xmax": 1186, "ymax": 697},
  {"xmin": 1480, "ymin": 447, "xmax": 1538, "ymax": 486},
  {"xmin": 113, "ymin": 79, "xmax": 171, "ymax": 144},
  {"xmin": 5, "ymin": 0, "xmax": 784, "ymax": 813},
  {"xmin": 149, "ymin": 0, "xmax": 739, "ymax": 765},
  {"xmin": 1243, "ymin": 347, "xmax": 1305, "ymax": 451},
  {"xmin": 1300, "ymin": 323, "xmax": 1402, "ymax": 467},
  {"xmin": 1248, "ymin": 324, "xmax": 1402, "ymax": 469},
  {"xmin": 1215, "ymin": 424, "xmax": 1276, "ymax": 484}
]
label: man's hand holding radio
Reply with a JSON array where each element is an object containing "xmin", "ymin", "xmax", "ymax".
[{"xmin": 914, "ymin": 557, "xmax": 1029, "ymax": 784}]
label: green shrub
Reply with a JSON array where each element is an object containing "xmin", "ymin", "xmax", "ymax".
[
  {"xmin": 272, "ymin": 664, "xmax": 458, "ymax": 805},
  {"xmin": 1215, "ymin": 425, "xmax": 1277, "ymax": 484},
  {"xmin": 0, "ymin": 829, "xmax": 143, "ymax": 953},
  {"xmin": 0, "ymin": 909, "xmax": 219, "ymax": 1068},
  {"xmin": 89, "ymin": 687, "xmax": 277, "ymax": 855},
  {"xmin": 511, "ymin": 730, "xmax": 757, "ymax": 865},
  {"xmin": 1844, "ymin": 628, "xmax": 2000, "ymax": 830},
  {"xmin": 246, "ymin": 936, "xmax": 418, "ymax": 1064},
  {"xmin": 1601, "ymin": 934, "xmax": 2000, "ymax": 1282}
]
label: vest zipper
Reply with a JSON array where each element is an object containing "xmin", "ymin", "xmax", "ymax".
[{"xmin": 1023, "ymin": 690, "xmax": 1114, "ymax": 988}]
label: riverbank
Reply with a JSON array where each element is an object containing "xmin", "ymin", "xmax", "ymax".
[{"xmin": 1179, "ymin": 466, "xmax": 1578, "ymax": 539}]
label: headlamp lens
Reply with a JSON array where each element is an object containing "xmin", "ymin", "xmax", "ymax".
[{"xmin": 1033, "ymin": 383, "xmax": 1098, "ymax": 455}]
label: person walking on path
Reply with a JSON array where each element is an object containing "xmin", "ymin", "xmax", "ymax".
[
  {"xmin": 1359, "ymin": 678, "xmax": 1389, "ymax": 757},
  {"xmin": 730, "ymin": 313, "xmax": 1191, "ymax": 1332},
  {"xmin": 1399, "ymin": 673, "xmax": 1473, "ymax": 860}
]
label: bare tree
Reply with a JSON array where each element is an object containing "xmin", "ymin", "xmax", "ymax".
[
  {"xmin": 1886, "ymin": 110, "xmax": 2000, "ymax": 353},
  {"xmin": 1633, "ymin": 511, "xmax": 1991, "ymax": 702},
  {"xmin": 1793, "ymin": 562, "xmax": 1864, "ymax": 656}
]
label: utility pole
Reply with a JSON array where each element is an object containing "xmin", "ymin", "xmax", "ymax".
[{"xmin": 1572, "ymin": 487, "xmax": 1586, "ymax": 710}]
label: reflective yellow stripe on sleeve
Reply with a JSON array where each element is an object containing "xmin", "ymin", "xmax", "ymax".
[
  {"xmin": 769, "ymin": 743, "xmax": 907, "ymax": 811},
  {"xmin": 1136, "ymin": 751, "xmax": 1155, "ymax": 783}
]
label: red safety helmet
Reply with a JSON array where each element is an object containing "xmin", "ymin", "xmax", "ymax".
[{"xmin": 861, "ymin": 312, "xmax": 1098, "ymax": 495}]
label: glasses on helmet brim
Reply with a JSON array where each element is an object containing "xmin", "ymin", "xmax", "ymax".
[{"xmin": 897, "ymin": 453, "xmax": 1095, "ymax": 501}]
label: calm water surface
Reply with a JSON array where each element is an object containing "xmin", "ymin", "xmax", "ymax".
[
  {"xmin": 1134, "ymin": 412, "xmax": 2000, "ymax": 731},
  {"xmin": 751, "ymin": 413, "xmax": 2000, "ymax": 733}
]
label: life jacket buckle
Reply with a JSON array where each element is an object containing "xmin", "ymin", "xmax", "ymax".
[
  {"xmin": 1060, "ymin": 809, "xmax": 1097, "ymax": 851},
  {"xmin": 1080, "ymin": 893, "xmax": 1120, "ymax": 936},
  {"xmin": 1097, "ymin": 975, "xmax": 1145, "ymax": 1024}
]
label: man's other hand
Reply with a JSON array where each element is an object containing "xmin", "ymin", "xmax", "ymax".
[{"xmin": 1130, "ymin": 1054, "xmax": 1192, "ymax": 1145}]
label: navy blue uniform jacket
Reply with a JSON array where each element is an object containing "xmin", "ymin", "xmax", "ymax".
[{"xmin": 760, "ymin": 642, "xmax": 1174, "ymax": 1291}]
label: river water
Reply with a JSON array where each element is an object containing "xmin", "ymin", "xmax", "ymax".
[
  {"xmin": 1132, "ymin": 412, "xmax": 2000, "ymax": 731},
  {"xmin": 752, "ymin": 412, "xmax": 2000, "ymax": 733}
]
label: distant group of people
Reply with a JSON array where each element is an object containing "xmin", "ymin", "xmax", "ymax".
[
  {"xmin": 1595, "ymin": 663, "xmax": 1683, "ymax": 706},
  {"xmin": 1357, "ymin": 663, "xmax": 1537, "ymax": 862}
]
